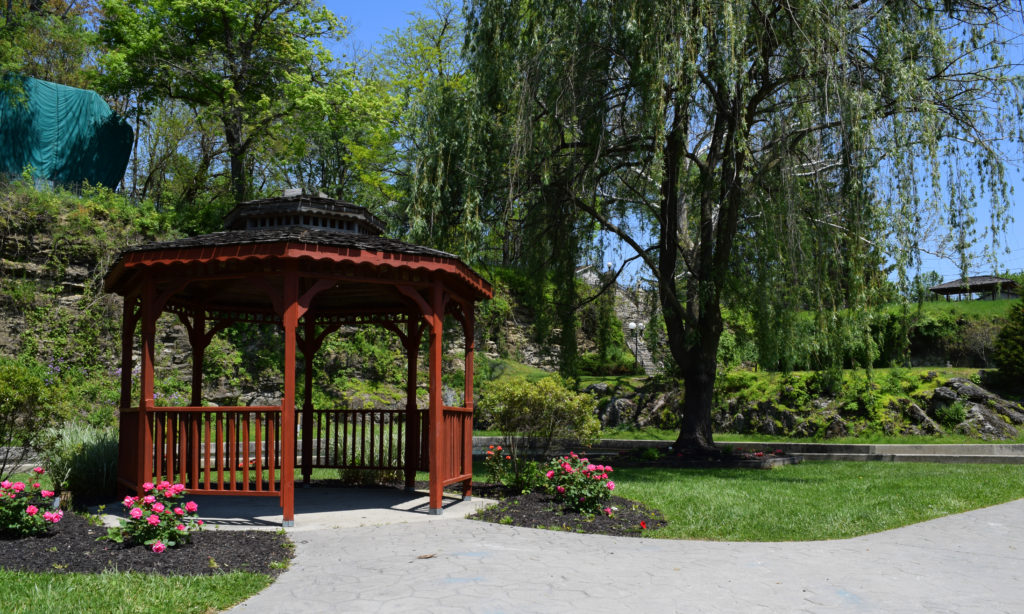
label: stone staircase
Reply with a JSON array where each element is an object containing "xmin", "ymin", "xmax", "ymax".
[{"xmin": 613, "ymin": 285, "xmax": 658, "ymax": 375}]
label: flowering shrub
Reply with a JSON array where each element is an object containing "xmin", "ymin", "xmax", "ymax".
[
  {"xmin": 544, "ymin": 452, "xmax": 615, "ymax": 513},
  {"xmin": 103, "ymin": 481, "xmax": 203, "ymax": 552},
  {"xmin": 484, "ymin": 445, "xmax": 544, "ymax": 493},
  {"xmin": 0, "ymin": 467, "xmax": 62, "ymax": 537}
]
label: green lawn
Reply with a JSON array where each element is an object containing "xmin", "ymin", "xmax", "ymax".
[
  {"xmin": 614, "ymin": 461, "xmax": 1024, "ymax": 541},
  {"xmin": 0, "ymin": 570, "xmax": 271, "ymax": 614}
]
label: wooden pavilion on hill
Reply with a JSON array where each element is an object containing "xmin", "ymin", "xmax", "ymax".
[
  {"xmin": 103, "ymin": 192, "xmax": 492, "ymax": 525},
  {"xmin": 928, "ymin": 275, "xmax": 1019, "ymax": 301}
]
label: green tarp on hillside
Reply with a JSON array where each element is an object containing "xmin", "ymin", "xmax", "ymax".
[{"xmin": 0, "ymin": 76, "xmax": 133, "ymax": 189}]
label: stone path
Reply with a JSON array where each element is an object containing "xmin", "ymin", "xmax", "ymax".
[{"xmin": 222, "ymin": 491, "xmax": 1024, "ymax": 613}]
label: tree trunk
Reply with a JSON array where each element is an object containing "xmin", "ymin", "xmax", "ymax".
[
  {"xmin": 673, "ymin": 335, "xmax": 720, "ymax": 454},
  {"xmin": 223, "ymin": 117, "xmax": 248, "ymax": 203}
]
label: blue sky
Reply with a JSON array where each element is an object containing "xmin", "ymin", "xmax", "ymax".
[{"xmin": 322, "ymin": 1, "xmax": 1024, "ymax": 283}]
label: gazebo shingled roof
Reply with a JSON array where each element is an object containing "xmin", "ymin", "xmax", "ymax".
[
  {"xmin": 104, "ymin": 193, "xmax": 491, "ymax": 525},
  {"xmin": 928, "ymin": 275, "xmax": 1018, "ymax": 297}
]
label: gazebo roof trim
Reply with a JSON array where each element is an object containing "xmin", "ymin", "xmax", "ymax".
[{"xmin": 104, "ymin": 228, "xmax": 492, "ymax": 301}]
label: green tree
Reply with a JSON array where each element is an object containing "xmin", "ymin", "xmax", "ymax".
[
  {"xmin": 994, "ymin": 299, "xmax": 1024, "ymax": 381},
  {"xmin": 467, "ymin": 0, "xmax": 1023, "ymax": 452},
  {"xmin": 1, "ymin": 0, "xmax": 94, "ymax": 96},
  {"xmin": 98, "ymin": 0, "xmax": 345, "ymax": 203}
]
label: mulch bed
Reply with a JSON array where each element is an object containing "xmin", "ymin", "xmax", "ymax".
[
  {"xmin": 469, "ymin": 489, "xmax": 667, "ymax": 537},
  {"xmin": 0, "ymin": 512, "xmax": 293, "ymax": 576}
]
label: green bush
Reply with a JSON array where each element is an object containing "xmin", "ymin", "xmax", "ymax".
[
  {"xmin": 935, "ymin": 400, "xmax": 968, "ymax": 429},
  {"xmin": 477, "ymin": 375, "xmax": 600, "ymax": 465},
  {"xmin": 39, "ymin": 423, "xmax": 118, "ymax": 505},
  {"xmin": 994, "ymin": 300, "xmax": 1024, "ymax": 382},
  {"xmin": 0, "ymin": 356, "xmax": 52, "ymax": 481}
]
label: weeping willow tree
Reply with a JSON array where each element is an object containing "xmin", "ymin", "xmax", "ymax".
[{"xmin": 467, "ymin": 0, "xmax": 1023, "ymax": 452}]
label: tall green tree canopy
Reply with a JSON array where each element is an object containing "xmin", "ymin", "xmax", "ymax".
[
  {"xmin": 467, "ymin": 0, "xmax": 1024, "ymax": 451},
  {"xmin": 98, "ymin": 0, "xmax": 344, "ymax": 203}
]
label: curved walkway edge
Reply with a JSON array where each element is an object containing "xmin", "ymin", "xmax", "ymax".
[{"xmin": 226, "ymin": 496, "xmax": 1024, "ymax": 613}]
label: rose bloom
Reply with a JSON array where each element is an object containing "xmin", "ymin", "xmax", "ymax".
[
  {"xmin": 173, "ymin": 484, "xmax": 185, "ymax": 494},
  {"xmin": 142, "ymin": 482, "xmax": 154, "ymax": 491},
  {"xmin": 130, "ymin": 508, "xmax": 144, "ymax": 519},
  {"xmin": 176, "ymin": 524, "xmax": 186, "ymax": 531},
  {"xmin": 157, "ymin": 480, "xmax": 171, "ymax": 490},
  {"xmin": 151, "ymin": 541, "xmax": 166, "ymax": 553},
  {"xmin": 163, "ymin": 489, "xmax": 175, "ymax": 498},
  {"xmin": 152, "ymin": 502, "xmax": 165, "ymax": 513},
  {"xmin": 174, "ymin": 507, "xmax": 184, "ymax": 516},
  {"xmin": 32, "ymin": 482, "xmax": 40, "ymax": 489},
  {"xmin": 143, "ymin": 495, "xmax": 156, "ymax": 504},
  {"xmin": 185, "ymin": 501, "xmax": 198, "ymax": 513},
  {"xmin": 606, "ymin": 481, "xmax": 615, "ymax": 491},
  {"xmin": 32, "ymin": 467, "xmax": 44, "ymax": 474},
  {"xmin": 0, "ymin": 480, "xmax": 10, "ymax": 489},
  {"xmin": 556, "ymin": 485, "xmax": 566, "ymax": 494},
  {"xmin": 123, "ymin": 496, "xmax": 136, "ymax": 507},
  {"xmin": 40, "ymin": 490, "xmax": 54, "ymax": 498},
  {"xmin": 146, "ymin": 514, "xmax": 161, "ymax": 526},
  {"xmin": 25, "ymin": 505, "xmax": 38, "ymax": 516},
  {"xmin": 545, "ymin": 470, "xmax": 555, "ymax": 479},
  {"xmin": 12, "ymin": 482, "xmax": 25, "ymax": 492}
]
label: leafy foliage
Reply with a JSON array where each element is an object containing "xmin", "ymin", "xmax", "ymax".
[
  {"xmin": 39, "ymin": 423, "xmax": 118, "ymax": 502},
  {"xmin": 477, "ymin": 375, "xmax": 600, "ymax": 461},
  {"xmin": 994, "ymin": 300, "xmax": 1024, "ymax": 382},
  {"xmin": 0, "ymin": 356, "xmax": 52, "ymax": 481}
]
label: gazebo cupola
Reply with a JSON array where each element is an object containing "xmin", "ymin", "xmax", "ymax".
[
  {"xmin": 104, "ymin": 191, "xmax": 492, "ymax": 525},
  {"xmin": 223, "ymin": 189, "xmax": 386, "ymax": 235}
]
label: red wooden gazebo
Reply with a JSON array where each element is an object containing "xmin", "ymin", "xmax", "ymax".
[{"xmin": 103, "ymin": 193, "xmax": 492, "ymax": 525}]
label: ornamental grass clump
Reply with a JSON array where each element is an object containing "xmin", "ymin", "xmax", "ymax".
[
  {"xmin": 544, "ymin": 452, "xmax": 615, "ymax": 514},
  {"xmin": 0, "ymin": 467, "xmax": 62, "ymax": 537},
  {"xmin": 103, "ymin": 481, "xmax": 203, "ymax": 553}
]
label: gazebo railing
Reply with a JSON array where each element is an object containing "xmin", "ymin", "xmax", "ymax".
[
  {"xmin": 148, "ymin": 406, "xmax": 283, "ymax": 496},
  {"xmin": 439, "ymin": 406, "xmax": 473, "ymax": 486},
  {"xmin": 300, "ymin": 408, "xmax": 428, "ymax": 471},
  {"xmin": 144, "ymin": 405, "xmax": 470, "ymax": 494}
]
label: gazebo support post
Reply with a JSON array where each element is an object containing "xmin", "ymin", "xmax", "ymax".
[
  {"xmin": 461, "ymin": 307, "xmax": 474, "ymax": 500},
  {"xmin": 300, "ymin": 317, "xmax": 315, "ymax": 487},
  {"xmin": 137, "ymin": 279, "xmax": 157, "ymax": 493},
  {"xmin": 116, "ymin": 297, "xmax": 138, "ymax": 497},
  {"xmin": 280, "ymin": 271, "xmax": 298, "ymax": 526},
  {"xmin": 427, "ymin": 282, "xmax": 444, "ymax": 514},
  {"xmin": 404, "ymin": 318, "xmax": 423, "ymax": 492}
]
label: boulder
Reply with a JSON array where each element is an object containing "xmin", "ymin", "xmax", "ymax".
[
  {"xmin": 584, "ymin": 382, "xmax": 612, "ymax": 396},
  {"xmin": 824, "ymin": 416, "xmax": 849, "ymax": 439},
  {"xmin": 956, "ymin": 403, "xmax": 1019, "ymax": 440},
  {"xmin": 901, "ymin": 402, "xmax": 943, "ymax": 435},
  {"xmin": 930, "ymin": 386, "xmax": 958, "ymax": 412}
]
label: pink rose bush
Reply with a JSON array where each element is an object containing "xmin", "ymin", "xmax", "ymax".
[
  {"xmin": 544, "ymin": 452, "xmax": 615, "ymax": 513},
  {"xmin": 103, "ymin": 480, "xmax": 202, "ymax": 552},
  {"xmin": 0, "ymin": 467, "xmax": 61, "ymax": 537}
]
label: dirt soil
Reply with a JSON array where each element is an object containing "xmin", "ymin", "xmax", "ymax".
[
  {"xmin": 469, "ymin": 488, "xmax": 667, "ymax": 536},
  {"xmin": 0, "ymin": 512, "xmax": 293, "ymax": 576}
]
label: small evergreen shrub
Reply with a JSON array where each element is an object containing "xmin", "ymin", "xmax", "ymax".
[{"xmin": 994, "ymin": 300, "xmax": 1024, "ymax": 382}]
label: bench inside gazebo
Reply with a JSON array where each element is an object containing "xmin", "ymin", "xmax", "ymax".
[{"xmin": 103, "ymin": 192, "xmax": 492, "ymax": 525}]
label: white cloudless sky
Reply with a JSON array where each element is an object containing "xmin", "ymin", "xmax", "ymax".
[{"xmin": 320, "ymin": 1, "xmax": 1024, "ymax": 282}]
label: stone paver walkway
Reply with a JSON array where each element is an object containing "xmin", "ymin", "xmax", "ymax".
[{"xmin": 221, "ymin": 492, "xmax": 1024, "ymax": 613}]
